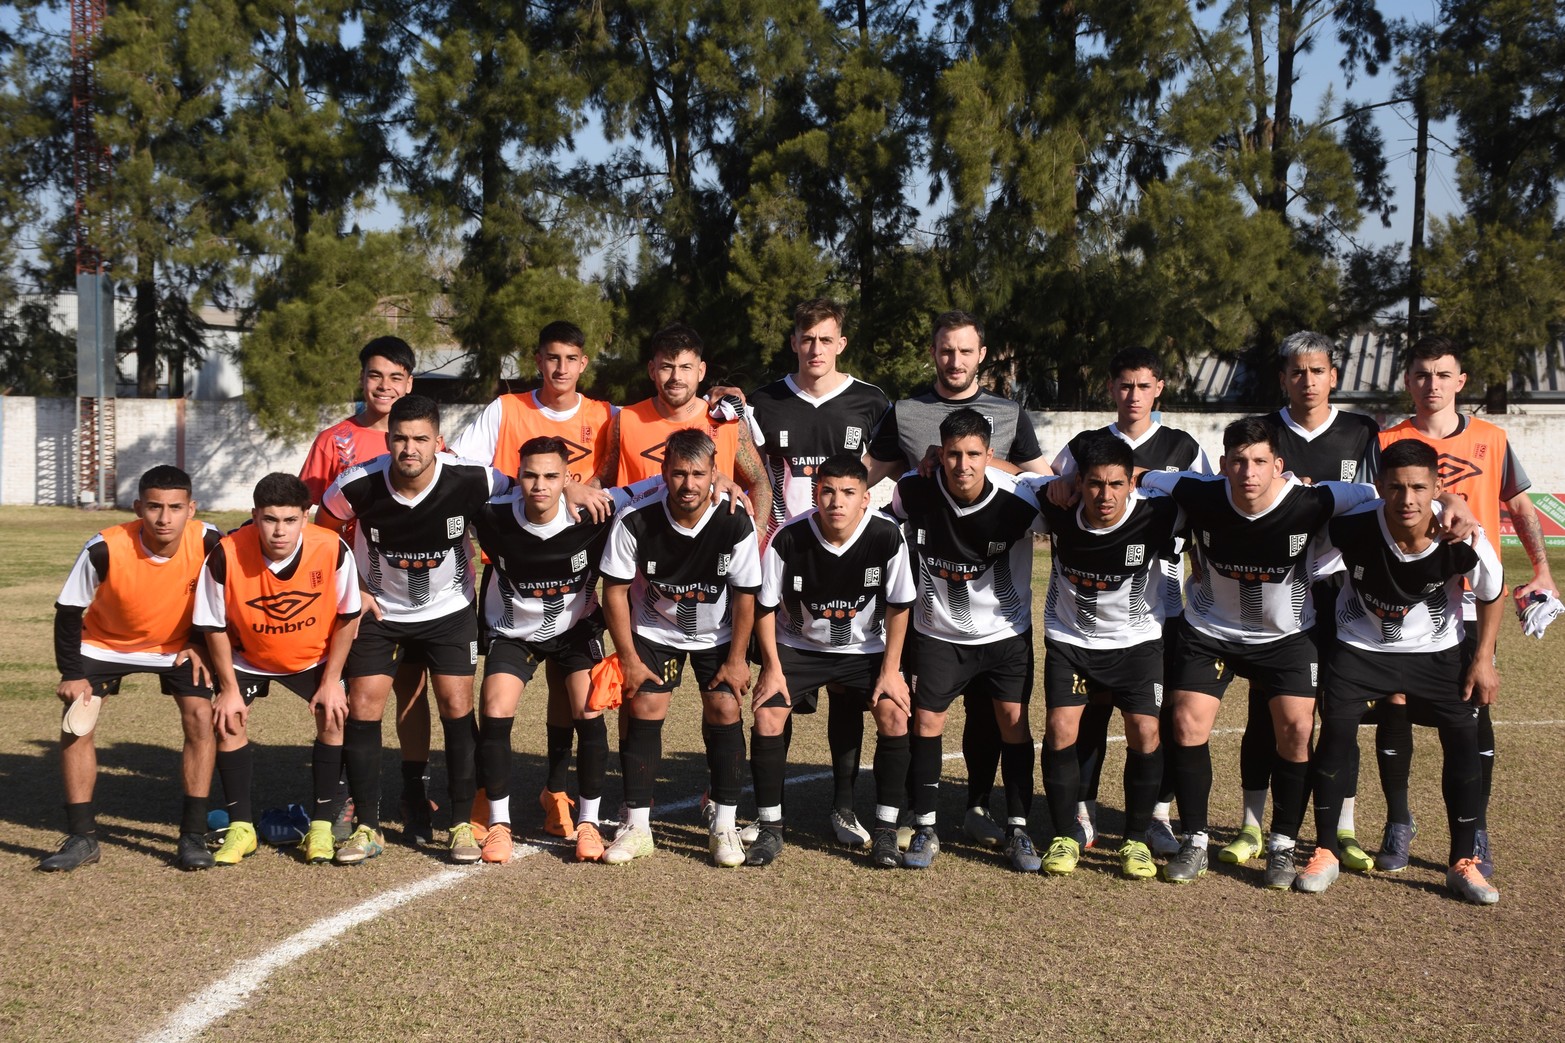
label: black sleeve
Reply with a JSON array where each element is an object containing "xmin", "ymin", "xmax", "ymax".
[
  {"xmin": 54, "ymin": 606, "xmax": 85, "ymax": 680},
  {"xmin": 203, "ymin": 525, "xmax": 222, "ymax": 554},
  {"xmin": 867, "ymin": 403, "xmax": 904, "ymax": 463},
  {"xmin": 1006, "ymin": 407, "xmax": 1044, "ymax": 464}
]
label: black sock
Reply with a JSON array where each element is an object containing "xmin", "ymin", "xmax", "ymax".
[
  {"xmin": 962, "ymin": 695, "xmax": 1000, "ymax": 809},
  {"xmin": 1000, "ymin": 739, "xmax": 1034, "ymax": 823},
  {"xmin": 1171, "ymin": 742, "xmax": 1212, "ymax": 836},
  {"xmin": 65, "ymin": 801, "xmax": 96, "ymax": 837},
  {"xmin": 621, "ymin": 717, "xmax": 663, "ymax": 808},
  {"xmin": 1313, "ymin": 718, "xmax": 1359, "ymax": 856},
  {"xmin": 1076, "ymin": 701, "xmax": 1113, "ymax": 804},
  {"xmin": 400, "ymin": 758, "xmax": 428, "ymax": 804},
  {"xmin": 750, "ymin": 729, "xmax": 788, "ymax": 811},
  {"xmin": 180, "ymin": 794, "xmax": 208, "ymax": 837},
  {"xmin": 827, "ymin": 696, "xmax": 864, "ymax": 809},
  {"xmin": 1268, "ymin": 755, "xmax": 1310, "ymax": 842},
  {"xmin": 1123, "ymin": 747, "xmax": 1162, "ymax": 841},
  {"xmin": 703, "ymin": 720, "xmax": 746, "ymax": 807},
  {"xmin": 1044, "ymin": 743, "xmax": 1080, "ymax": 839},
  {"xmin": 1155, "ymin": 699, "xmax": 1178, "ymax": 807},
  {"xmin": 872, "ymin": 733, "xmax": 910, "ymax": 823},
  {"xmin": 545, "ymin": 722, "xmax": 572, "ymax": 793},
  {"xmin": 1240, "ymin": 687, "xmax": 1275, "ymax": 792},
  {"xmin": 574, "ymin": 716, "xmax": 608, "ymax": 801},
  {"xmin": 440, "ymin": 713, "xmax": 479, "ymax": 825},
  {"xmin": 1477, "ymin": 705, "xmax": 1495, "ymax": 829},
  {"xmin": 911, "ymin": 733, "xmax": 942, "ymax": 817},
  {"xmin": 1376, "ymin": 702, "xmax": 1413, "ymax": 825},
  {"xmin": 345, "ymin": 718, "xmax": 383, "ymax": 830},
  {"xmin": 478, "ymin": 715, "xmax": 514, "ymax": 805},
  {"xmin": 216, "ymin": 744, "xmax": 255, "ymax": 824},
  {"xmin": 312, "ymin": 741, "xmax": 345, "ymax": 823},
  {"xmin": 1440, "ymin": 724, "xmax": 1483, "ymax": 864}
]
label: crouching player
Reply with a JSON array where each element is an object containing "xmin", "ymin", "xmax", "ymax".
[
  {"xmin": 1303, "ymin": 439, "xmax": 1502, "ymax": 903},
  {"xmin": 194, "ymin": 474, "xmax": 362, "ymax": 865},
  {"xmin": 750, "ymin": 454, "xmax": 916, "ymax": 867},
  {"xmin": 1032, "ymin": 432, "xmax": 1184, "ymax": 878}
]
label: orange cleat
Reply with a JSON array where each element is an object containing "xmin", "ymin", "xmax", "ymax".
[
  {"xmin": 481, "ymin": 821, "xmax": 514, "ymax": 864},
  {"xmin": 469, "ymin": 789, "xmax": 490, "ymax": 844},
  {"xmin": 540, "ymin": 788, "xmax": 576, "ymax": 839},
  {"xmin": 575, "ymin": 820, "xmax": 606, "ymax": 862}
]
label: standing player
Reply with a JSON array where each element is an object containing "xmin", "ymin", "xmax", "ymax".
[
  {"xmin": 193, "ymin": 474, "xmax": 362, "ymax": 865},
  {"xmin": 40, "ymin": 466, "xmax": 221, "ymax": 872},
  {"xmin": 1303, "ymin": 439, "xmax": 1502, "ymax": 903},
  {"xmin": 599, "ymin": 429, "xmax": 762, "ymax": 867},
  {"xmin": 1220, "ymin": 331, "xmax": 1384, "ymax": 870},
  {"xmin": 865, "ymin": 311, "xmax": 1051, "ymax": 851},
  {"xmin": 1375, "ymin": 334, "xmax": 1555, "ymax": 875},
  {"xmin": 298, "ymin": 335, "xmax": 435, "ymax": 844},
  {"xmin": 319, "ymin": 395, "xmax": 512, "ymax": 865},
  {"xmin": 1031, "ymin": 432, "xmax": 1186, "ymax": 879},
  {"xmin": 750, "ymin": 454, "xmax": 916, "ymax": 867},
  {"xmin": 891, "ymin": 409, "xmax": 1045, "ymax": 872},
  {"xmin": 451, "ymin": 321, "xmax": 615, "ymax": 841},
  {"xmin": 1051, "ymin": 346, "xmax": 1210, "ymax": 856}
]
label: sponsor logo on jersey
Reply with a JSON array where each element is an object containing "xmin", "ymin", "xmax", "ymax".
[
  {"xmin": 446, "ymin": 516, "xmax": 466, "ymax": 539},
  {"xmin": 245, "ymin": 589, "xmax": 323, "ymax": 623},
  {"xmin": 383, "ymin": 549, "xmax": 446, "ymax": 569},
  {"xmin": 1436, "ymin": 452, "xmax": 1483, "ymax": 487},
  {"xmin": 1125, "ymin": 544, "xmax": 1145, "ymax": 566},
  {"xmin": 654, "ymin": 580, "xmax": 724, "ymax": 601},
  {"xmin": 809, "ymin": 596, "xmax": 867, "ymax": 617},
  {"xmin": 571, "ymin": 550, "xmax": 588, "ymax": 573},
  {"xmin": 778, "ymin": 430, "xmax": 790, "ymax": 448},
  {"xmin": 844, "ymin": 427, "xmax": 863, "ymax": 450},
  {"xmin": 1340, "ymin": 460, "xmax": 1356, "ymax": 481},
  {"xmin": 864, "ymin": 567, "xmax": 881, "ymax": 587},
  {"xmin": 1289, "ymin": 533, "xmax": 1308, "ymax": 556},
  {"xmin": 717, "ymin": 553, "xmax": 732, "ymax": 576}
]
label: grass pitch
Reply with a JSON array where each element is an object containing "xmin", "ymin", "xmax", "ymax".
[{"xmin": 0, "ymin": 506, "xmax": 1562, "ymax": 1042}]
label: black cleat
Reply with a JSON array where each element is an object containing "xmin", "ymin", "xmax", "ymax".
[
  {"xmin": 401, "ymin": 796, "xmax": 434, "ymax": 847},
  {"xmin": 39, "ymin": 833, "xmax": 101, "ymax": 872},
  {"xmin": 744, "ymin": 824, "xmax": 784, "ymax": 867},
  {"xmin": 871, "ymin": 827, "xmax": 902, "ymax": 868},
  {"xmin": 177, "ymin": 831, "xmax": 215, "ymax": 870}
]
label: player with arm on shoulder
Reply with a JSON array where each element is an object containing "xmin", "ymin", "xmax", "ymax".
[
  {"xmin": 194, "ymin": 474, "xmax": 362, "ymax": 866},
  {"xmin": 40, "ymin": 466, "xmax": 221, "ymax": 873}
]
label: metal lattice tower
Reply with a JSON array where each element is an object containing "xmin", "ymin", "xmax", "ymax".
[{"xmin": 72, "ymin": 0, "xmax": 116, "ymax": 507}]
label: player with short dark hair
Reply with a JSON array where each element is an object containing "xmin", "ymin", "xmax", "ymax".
[
  {"xmin": 318, "ymin": 395, "xmax": 512, "ymax": 865},
  {"xmin": 40, "ymin": 466, "xmax": 222, "ymax": 872},
  {"xmin": 1301, "ymin": 438, "xmax": 1503, "ymax": 903},
  {"xmin": 750, "ymin": 453, "xmax": 916, "ymax": 866},
  {"xmin": 599, "ymin": 428, "xmax": 764, "ymax": 866},
  {"xmin": 890, "ymin": 408, "xmax": 1047, "ymax": 871},
  {"xmin": 193, "ymin": 473, "xmax": 363, "ymax": 865}
]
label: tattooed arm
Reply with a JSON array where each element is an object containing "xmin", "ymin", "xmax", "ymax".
[
  {"xmin": 732, "ymin": 422, "xmax": 772, "ymax": 528},
  {"xmin": 592, "ymin": 411, "xmax": 623, "ymax": 490},
  {"xmin": 1506, "ymin": 489, "xmax": 1556, "ymax": 610}
]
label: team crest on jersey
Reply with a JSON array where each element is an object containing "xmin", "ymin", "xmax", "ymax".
[
  {"xmin": 1125, "ymin": 544, "xmax": 1145, "ymax": 567},
  {"xmin": 369, "ymin": 527, "xmax": 380, "ymax": 544},
  {"xmin": 446, "ymin": 516, "xmax": 466, "ymax": 539},
  {"xmin": 981, "ymin": 414, "xmax": 996, "ymax": 430},
  {"xmin": 1289, "ymin": 534, "xmax": 1308, "ymax": 556},
  {"xmin": 986, "ymin": 541, "xmax": 1007, "ymax": 556},
  {"xmin": 1353, "ymin": 565, "xmax": 1364, "ymax": 580},
  {"xmin": 916, "ymin": 529, "xmax": 926, "ymax": 545},
  {"xmin": 245, "ymin": 589, "xmax": 323, "ymax": 622},
  {"xmin": 1340, "ymin": 460, "xmax": 1356, "ymax": 481},
  {"xmin": 646, "ymin": 561, "xmax": 658, "ymax": 576},
  {"xmin": 1154, "ymin": 682, "xmax": 1164, "ymax": 708},
  {"xmin": 778, "ymin": 430, "xmax": 790, "ymax": 448},
  {"xmin": 571, "ymin": 550, "xmax": 588, "ymax": 573},
  {"xmin": 1202, "ymin": 530, "xmax": 1211, "ymax": 547},
  {"xmin": 309, "ymin": 570, "xmax": 323, "ymax": 588},
  {"xmin": 844, "ymin": 427, "xmax": 863, "ymax": 450},
  {"xmin": 793, "ymin": 576, "xmax": 803, "ymax": 591},
  {"xmin": 717, "ymin": 553, "xmax": 732, "ymax": 576},
  {"xmin": 864, "ymin": 567, "xmax": 882, "ymax": 587}
]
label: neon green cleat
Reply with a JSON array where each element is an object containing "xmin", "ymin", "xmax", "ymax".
[
  {"xmin": 213, "ymin": 821, "xmax": 258, "ymax": 866},
  {"xmin": 448, "ymin": 822, "xmax": 482, "ymax": 864},
  {"xmin": 1218, "ymin": 825, "xmax": 1264, "ymax": 865},
  {"xmin": 299, "ymin": 821, "xmax": 336, "ymax": 864},
  {"xmin": 1337, "ymin": 832, "xmax": 1373, "ymax": 872},
  {"xmin": 1043, "ymin": 835, "xmax": 1081, "ymax": 876},
  {"xmin": 1118, "ymin": 839, "xmax": 1157, "ymax": 880}
]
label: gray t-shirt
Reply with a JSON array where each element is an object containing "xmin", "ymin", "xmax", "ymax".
[{"xmin": 867, "ymin": 387, "xmax": 1043, "ymax": 467}]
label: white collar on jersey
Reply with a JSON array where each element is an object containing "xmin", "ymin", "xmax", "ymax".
[
  {"xmin": 381, "ymin": 455, "xmax": 447, "ymax": 508},
  {"xmin": 1108, "ymin": 420, "xmax": 1164, "ymax": 450},
  {"xmin": 783, "ymin": 373, "xmax": 856, "ymax": 406},
  {"xmin": 1277, "ymin": 405, "xmax": 1339, "ymax": 441},
  {"xmin": 1073, "ymin": 492, "xmax": 1145, "ymax": 536},
  {"xmin": 804, "ymin": 503, "xmax": 875, "ymax": 556},
  {"xmin": 512, "ymin": 493, "xmax": 575, "ymax": 538},
  {"xmin": 658, "ymin": 487, "xmax": 726, "ymax": 537},
  {"xmin": 1223, "ymin": 472, "xmax": 1306, "ymax": 521}
]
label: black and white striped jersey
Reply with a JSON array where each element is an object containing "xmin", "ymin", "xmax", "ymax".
[
  {"xmin": 1034, "ymin": 486, "xmax": 1185, "ymax": 649},
  {"xmin": 749, "ymin": 375, "xmax": 890, "ymax": 540},
  {"xmin": 1315, "ymin": 503, "xmax": 1502, "ymax": 653},
  {"xmin": 1272, "ymin": 407, "xmax": 1381, "ymax": 484},
  {"xmin": 474, "ymin": 487, "xmax": 636, "ymax": 641},
  {"xmin": 1052, "ymin": 421, "xmax": 1212, "ymax": 477},
  {"xmin": 599, "ymin": 489, "xmax": 763, "ymax": 651},
  {"xmin": 758, "ymin": 508, "xmax": 916, "ymax": 655},
  {"xmin": 321, "ymin": 455, "xmax": 511, "ymax": 624},
  {"xmin": 889, "ymin": 469, "xmax": 1043, "ymax": 644},
  {"xmin": 1140, "ymin": 472, "xmax": 1376, "ymax": 644}
]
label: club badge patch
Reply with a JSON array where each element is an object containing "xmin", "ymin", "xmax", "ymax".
[
  {"xmin": 864, "ymin": 567, "xmax": 881, "ymax": 587},
  {"xmin": 1289, "ymin": 533, "xmax": 1308, "ymax": 556},
  {"xmin": 844, "ymin": 427, "xmax": 863, "ymax": 450},
  {"xmin": 717, "ymin": 553, "xmax": 732, "ymax": 576},
  {"xmin": 1340, "ymin": 460, "xmax": 1356, "ymax": 481},
  {"xmin": 1125, "ymin": 544, "xmax": 1145, "ymax": 567},
  {"xmin": 446, "ymin": 516, "xmax": 465, "ymax": 540},
  {"xmin": 571, "ymin": 550, "xmax": 588, "ymax": 573}
]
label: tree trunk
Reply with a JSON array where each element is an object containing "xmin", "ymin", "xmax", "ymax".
[{"xmin": 135, "ymin": 269, "xmax": 158, "ymax": 397}]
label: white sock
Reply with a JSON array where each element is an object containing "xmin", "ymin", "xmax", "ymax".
[
  {"xmin": 1267, "ymin": 832, "xmax": 1295, "ymax": 852},
  {"xmin": 1188, "ymin": 831, "xmax": 1208, "ymax": 849},
  {"xmin": 578, "ymin": 796, "xmax": 601, "ymax": 825},
  {"xmin": 713, "ymin": 802, "xmax": 737, "ymax": 832},
  {"xmin": 488, "ymin": 795, "xmax": 510, "ymax": 826},
  {"xmin": 629, "ymin": 806, "xmax": 651, "ymax": 831},
  {"xmin": 758, "ymin": 805, "xmax": 783, "ymax": 823},
  {"xmin": 1007, "ymin": 816, "xmax": 1026, "ymax": 829},
  {"xmin": 1152, "ymin": 801, "xmax": 1173, "ymax": 823},
  {"xmin": 1337, "ymin": 795, "xmax": 1356, "ymax": 835},
  {"xmin": 915, "ymin": 811, "xmax": 936, "ymax": 827},
  {"xmin": 875, "ymin": 804, "xmax": 900, "ymax": 826},
  {"xmin": 1241, "ymin": 788, "xmax": 1268, "ymax": 830}
]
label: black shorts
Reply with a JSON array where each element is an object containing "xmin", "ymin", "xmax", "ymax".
[
  {"xmin": 79, "ymin": 655, "xmax": 212, "ymax": 698},
  {"xmin": 1323, "ymin": 643, "xmax": 1480, "ymax": 728},
  {"xmin": 762, "ymin": 644, "xmax": 885, "ymax": 714},
  {"xmin": 345, "ymin": 607, "xmax": 479, "ymax": 679},
  {"xmin": 484, "ymin": 617, "xmax": 607, "ymax": 684},
  {"xmin": 1166, "ymin": 618, "xmax": 1318, "ymax": 700},
  {"xmin": 236, "ymin": 664, "xmax": 329, "ymax": 704},
  {"xmin": 632, "ymin": 637, "xmax": 738, "ymax": 696},
  {"xmin": 909, "ymin": 631, "xmax": 1033, "ymax": 713},
  {"xmin": 1043, "ymin": 638, "xmax": 1164, "ymax": 716}
]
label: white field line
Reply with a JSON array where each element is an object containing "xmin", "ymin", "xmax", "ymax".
[{"xmin": 136, "ymin": 718, "xmax": 1565, "ymax": 1043}]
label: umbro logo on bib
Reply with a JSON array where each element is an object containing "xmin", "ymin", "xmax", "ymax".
[
  {"xmin": 446, "ymin": 516, "xmax": 465, "ymax": 539},
  {"xmin": 1125, "ymin": 544, "xmax": 1145, "ymax": 566},
  {"xmin": 571, "ymin": 550, "xmax": 588, "ymax": 573}
]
